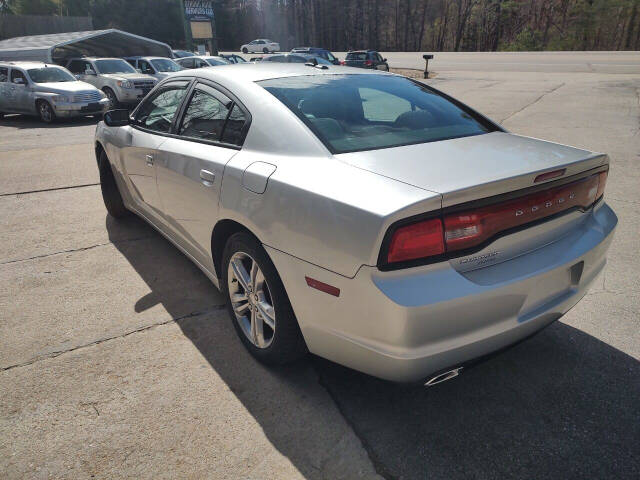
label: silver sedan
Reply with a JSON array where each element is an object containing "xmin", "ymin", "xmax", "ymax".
[{"xmin": 95, "ymin": 63, "xmax": 617, "ymax": 384}]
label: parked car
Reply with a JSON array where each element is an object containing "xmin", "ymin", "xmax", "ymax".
[
  {"xmin": 66, "ymin": 57, "xmax": 156, "ymax": 109},
  {"xmin": 175, "ymin": 55, "xmax": 229, "ymax": 69},
  {"xmin": 220, "ymin": 54, "xmax": 247, "ymax": 64},
  {"xmin": 240, "ymin": 39, "xmax": 280, "ymax": 54},
  {"xmin": 124, "ymin": 56, "xmax": 183, "ymax": 81},
  {"xmin": 261, "ymin": 54, "xmax": 332, "ymax": 65},
  {"xmin": 342, "ymin": 50, "xmax": 389, "ymax": 71},
  {"xmin": 291, "ymin": 47, "xmax": 340, "ymax": 65},
  {"xmin": 172, "ymin": 49, "xmax": 195, "ymax": 58},
  {"xmin": 95, "ymin": 64, "xmax": 616, "ymax": 384},
  {"xmin": 0, "ymin": 61, "xmax": 108, "ymax": 123}
]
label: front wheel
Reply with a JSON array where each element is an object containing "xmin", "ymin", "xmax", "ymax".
[
  {"xmin": 98, "ymin": 150, "xmax": 129, "ymax": 218},
  {"xmin": 103, "ymin": 88, "xmax": 118, "ymax": 110},
  {"xmin": 242, "ymin": 47, "xmax": 248, "ymax": 54},
  {"xmin": 222, "ymin": 232, "xmax": 307, "ymax": 365},
  {"xmin": 37, "ymin": 101, "xmax": 55, "ymax": 123}
]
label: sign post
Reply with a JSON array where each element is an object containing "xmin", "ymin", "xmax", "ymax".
[{"xmin": 182, "ymin": 0, "xmax": 217, "ymax": 55}]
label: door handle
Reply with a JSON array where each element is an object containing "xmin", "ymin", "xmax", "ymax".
[
  {"xmin": 145, "ymin": 154, "xmax": 154, "ymax": 166},
  {"xmin": 200, "ymin": 169, "xmax": 215, "ymax": 185}
]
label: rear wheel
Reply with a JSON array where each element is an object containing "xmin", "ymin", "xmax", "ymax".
[
  {"xmin": 242, "ymin": 47, "xmax": 248, "ymax": 54},
  {"xmin": 37, "ymin": 100, "xmax": 55, "ymax": 123},
  {"xmin": 103, "ymin": 87, "xmax": 118, "ymax": 110},
  {"xmin": 263, "ymin": 47, "xmax": 269, "ymax": 53},
  {"xmin": 222, "ymin": 232, "xmax": 307, "ymax": 365},
  {"xmin": 98, "ymin": 150, "xmax": 129, "ymax": 218}
]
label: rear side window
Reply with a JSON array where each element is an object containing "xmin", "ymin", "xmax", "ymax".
[
  {"xmin": 0, "ymin": 67, "xmax": 8, "ymax": 82},
  {"xmin": 178, "ymin": 84, "xmax": 247, "ymax": 146},
  {"xmin": 133, "ymin": 82, "xmax": 189, "ymax": 133},
  {"xmin": 259, "ymin": 74, "xmax": 494, "ymax": 154}
]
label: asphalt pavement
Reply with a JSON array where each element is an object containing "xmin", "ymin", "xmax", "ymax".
[{"xmin": 1, "ymin": 55, "xmax": 639, "ymax": 479}]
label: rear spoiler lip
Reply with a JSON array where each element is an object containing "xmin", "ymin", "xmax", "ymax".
[{"xmin": 376, "ymin": 163, "xmax": 609, "ymax": 272}]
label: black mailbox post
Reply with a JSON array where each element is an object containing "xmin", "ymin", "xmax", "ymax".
[{"xmin": 423, "ymin": 54, "xmax": 434, "ymax": 79}]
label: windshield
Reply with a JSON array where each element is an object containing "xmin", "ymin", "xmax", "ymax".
[
  {"xmin": 150, "ymin": 59, "xmax": 183, "ymax": 72},
  {"xmin": 94, "ymin": 59, "xmax": 137, "ymax": 74},
  {"xmin": 205, "ymin": 57, "xmax": 229, "ymax": 66},
  {"xmin": 259, "ymin": 74, "xmax": 494, "ymax": 154},
  {"xmin": 27, "ymin": 67, "xmax": 75, "ymax": 83}
]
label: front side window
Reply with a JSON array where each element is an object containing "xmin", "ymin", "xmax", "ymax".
[
  {"xmin": 27, "ymin": 67, "xmax": 75, "ymax": 83},
  {"xmin": 67, "ymin": 60, "xmax": 90, "ymax": 74},
  {"xmin": 259, "ymin": 74, "xmax": 494, "ymax": 154},
  {"xmin": 133, "ymin": 82, "xmax": 189, "ymax": 133},
  {"xmin": 139, "ymin": 60, "xmax": 154, "ymax": 74},
  {"xmin": 94, "ymin": 59, "xmax": 136, "ymax": 74},
  {"xmin": 10, "ymin": 69, "xmax": 27, "ymax": 84},
  {"xmin": 179, "ymin": 84, "xmax": 247, "ymax": 146}
]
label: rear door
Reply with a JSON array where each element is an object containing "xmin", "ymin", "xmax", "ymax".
[
  {"xmin": 156, "ymin": 80, "xmax": 250, "ymax": 268},
  {"xmin": 0, "ymin": 67, "xmax": 10, "ymax": 112},
  {"xmin": 122, "ymin": 80, "xmax": 191, "ymax": 219}
]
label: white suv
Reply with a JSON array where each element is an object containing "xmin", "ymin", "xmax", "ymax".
[
  {"xmin": 66, "ymin": 57, "xmax": 157, "ymax": 109},
  {"xmin": 240, "ymin": 39, "xmax": 280, "ymax": 54}
]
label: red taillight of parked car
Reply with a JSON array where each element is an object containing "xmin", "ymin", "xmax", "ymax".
[
  {"xmin": 340, "ymin": 60, "xmax": 346, "ymax": 65},
  {"xmin": 383, "ymin": 170, "xmax": 608, "ymax": 267},
  {"xmin": 386, "ymin": 218, "xmax": 444, "ymax": 263},
  {"xmin": 365, "ymin": 60, "xmax": 373, "ymax": 66}
]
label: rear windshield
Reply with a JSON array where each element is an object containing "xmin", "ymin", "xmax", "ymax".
[
  {"xmin": 27, "ymin": 67, "xmax": 75, "ymax": 83},
  {"xmin": 259, "ymin": 74, "xmax": 494, "ymax": 154},
  {"xmin": 346, "ymin": 52, "xmax": 367, "ymax": 61},
  {"xmin": 151, "ymin": 58, "xmax": 182, "ymax": 72}
]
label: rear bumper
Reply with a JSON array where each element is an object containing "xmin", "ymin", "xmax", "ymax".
[{"xmin": 266, "ymin": 201, "xmax": 617, "ymax": 382}]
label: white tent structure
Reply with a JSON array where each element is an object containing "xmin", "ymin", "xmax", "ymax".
[{"xmin": 0, "ymin": 29, "xmax": 173, "ymax": 64}]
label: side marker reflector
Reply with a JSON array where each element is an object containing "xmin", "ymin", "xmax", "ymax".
[{"xmin": 305, "ymin": 276, "xmax": 340, "ymax": 297}]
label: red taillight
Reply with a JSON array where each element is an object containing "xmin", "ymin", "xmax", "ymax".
[
  {"xmin": 387, "ymin": 218, "xmax": 444, "ymax": 263},
  {"xmin": 365, "ymin": 60, "xmax": 373, "ymax": 66},
  {"xmin": 382, "ymin": 170, "xmax": 607, "ymax": 267},
  {"xmin": 340, "ymin": 60, "xmax": 346, "ymax": 65}
]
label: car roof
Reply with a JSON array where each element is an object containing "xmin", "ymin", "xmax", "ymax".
[
  {"xmin": 125, "ymin": 56, "xmax": 169, "ymax": 60},
  {"xmin": 0, "ymin": 61, "xmax": 52, "ymax": 68},
  {"xmin": 68, "ymin": 57, "xmax": 126, "ymax": 61},
  {"xmin": 168, "ymin": 62, "xmax": 385, "ymax": 83},
  {"xmin": 348, "ymin": 50, "xmax": 376, "ymax": 53}
]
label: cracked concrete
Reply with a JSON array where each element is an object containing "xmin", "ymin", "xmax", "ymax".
[{"xmin": 1, "ymin": 63, "xmax": 639, "ymax": 479}]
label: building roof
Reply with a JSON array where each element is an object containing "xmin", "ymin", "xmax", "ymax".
[{"xmin": 0, "ymin": 29, "xmax": 172, "ymax": 63}]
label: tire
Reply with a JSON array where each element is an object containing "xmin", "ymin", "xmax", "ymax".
[
  {"xmin": 0, "ymin": 112, "xmax": 4, "ymax": 119},
  {"xmin": 37, "ymin": 100, "xmax": 55, "ymax": 123},
  {"xmin": 222, "ymin": 232, "xmax": 307, "ymax": 365},
  {"xmin": 242, "ymin": 47, "xmax": 248, "ymax": 54},
  {"xmin": 263, "ymin": 47, "xmax": 269, "ymax": 54},
  {"xmin": 98, "ymin": 149, "xmax": 129, "ymax": 218},
  {"xmin": 103, "ymin": 88, "xmax": 118, "ymax": 110}
]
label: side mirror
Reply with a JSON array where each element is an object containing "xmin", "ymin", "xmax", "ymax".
[
  {"xmin": 85, "ymin": 69, "xmax": 96, "ymax": 76},
  {"xmin": 74, "ymin": 74, "xmax": 82, "ymax": 80},
  {"xmin": 103, "ymin": 109, "xmax": 131, "ymax": 127},
  {"xmin": 383, "ymin": 58, "xmax": 387, "ymax": 62}
]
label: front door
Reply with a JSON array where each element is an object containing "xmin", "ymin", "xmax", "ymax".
[
  {"xmin": 0, "ymin": 67, "xmax": 9, "ymax": 112},
  {"xmin": 156, "ymin": 81, "xmax": 249, "ymax": 269},
  {"xmin": 8, "ymin": 69, "xmax": 31, "ymax": 113},
  {"xmin": 122, "ymin": 80, "xmax": 191, "ymax": 219}
]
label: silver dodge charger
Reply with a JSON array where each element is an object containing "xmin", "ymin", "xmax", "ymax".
[{"xmin": 95, "ymin": 63, "xmax": 617, "ymax": 384}]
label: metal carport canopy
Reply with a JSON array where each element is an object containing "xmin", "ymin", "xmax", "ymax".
[{"xmin": 0, "ymin": 29, "xmax": 173, "ymax": 64}]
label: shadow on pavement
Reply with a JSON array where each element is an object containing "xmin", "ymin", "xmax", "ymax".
[
  {"xmin": 107, "ymin": 214, "xmax": 639, "ymax": 480},
  {"xmin": 0, "ymin": 113, "xmax": 100, "ymax": 129}
]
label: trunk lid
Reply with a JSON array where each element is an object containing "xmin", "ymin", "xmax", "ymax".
[{"xmin": 337, "ymin": 132, "xmax": 607, "ymax": 208}]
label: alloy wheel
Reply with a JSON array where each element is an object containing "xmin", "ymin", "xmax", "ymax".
[
  {"xmin": 227, "ymin": 251, "xmax": 276, "ymax": 348},
  {"xmin": 105, "ymin": 89, "xmax": 117, "ymax": 109},
  {"xmin": 39, "ymin": 102, "xmax": 53, "ymax": 122}
]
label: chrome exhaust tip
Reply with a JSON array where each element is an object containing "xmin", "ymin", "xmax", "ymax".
[{"xmin": 424, "ymin": 367, "xmax": 463, "ymax": 387}]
